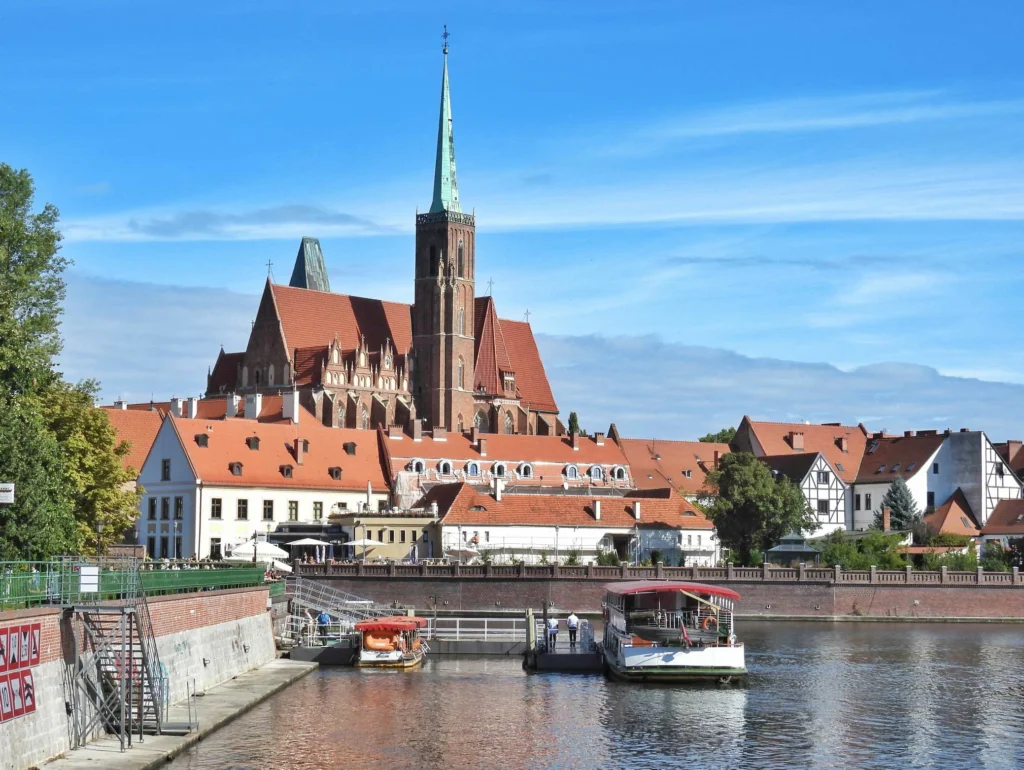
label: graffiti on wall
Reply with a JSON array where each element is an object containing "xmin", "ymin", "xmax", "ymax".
[{"xmin": 0, "ymin": 622, "xmax": 40, "ymax": 721}]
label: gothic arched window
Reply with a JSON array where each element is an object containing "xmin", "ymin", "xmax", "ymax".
[
  {"xmin": 457, "ymin": 414, "xmax": 464, "ymax": 432},
  {"xmin": 474, "ymin": 410, "xmax": 488, "ymax": 433},
  {"xmin": 254, "ymin": 369, "xmax": 261, "ymax": 386},
  {"xmin": 361, "ymin": 406, "xmax": 369, "ymax": 430},
  {"xmin": 241, "ymin": 366, "xmax": 248, "ymax": 387},
  {"xmin": 458, "ymin": 307, "xmax": 465, "ymax": 335},
  {"xmin": 503, "ymin": 411, "xmax": 514, "ymax": 434},
  {"xmin": 457, "ymin": 239, "xmax": 464, "ymax": 277},
  {"xmin": 457, "ymin": 357, "xmax": 465, "ymax": 389},
  {"xmin": 268, "ymin": 365, "xmax": 275, "ymax": 386}
]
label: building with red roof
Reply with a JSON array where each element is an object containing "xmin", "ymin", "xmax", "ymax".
[{"xmin": 102, "ymin": 405, "xmax": 164, "ymax": 476}]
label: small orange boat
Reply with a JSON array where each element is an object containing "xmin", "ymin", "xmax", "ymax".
[{"xmin": 353, "ymin": 616, "xmax": 428, "ymax": 669}]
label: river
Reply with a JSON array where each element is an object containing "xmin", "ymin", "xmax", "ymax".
[{"xmin": 168, "ymin": 622, "xmax": 1024, "ymax": 769}]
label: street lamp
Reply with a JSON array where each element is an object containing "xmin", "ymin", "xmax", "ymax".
[{"xmin": 96, "ymin": 520, "xmax": 106, "ymax": 559}]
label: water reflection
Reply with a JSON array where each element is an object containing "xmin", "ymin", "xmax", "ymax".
[{"xmin": 168, "ymin": 623, "xmax": 1024, "ymax": 770}]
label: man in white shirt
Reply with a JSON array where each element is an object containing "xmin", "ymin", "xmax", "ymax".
[
  {"xmin": 546, "ymin": 616, "xmax": 559, "ymax": 651},
  {"xmin": 567, "ymin": 611, "xmax": 579, "ymax": 648}
]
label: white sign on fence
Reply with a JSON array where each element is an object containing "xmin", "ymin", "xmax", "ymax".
[
  {"xmin": 0, "ymin": 484, "xmax": 13, "ymax": 504},
  {"xmin": 79, "ymin": 566, "xmax": 100, "ymax": 593}
]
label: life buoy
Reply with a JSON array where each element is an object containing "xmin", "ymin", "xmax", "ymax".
[{"xmin": 701, "ymin": 616, "xmax": 718, "ymax": 631}]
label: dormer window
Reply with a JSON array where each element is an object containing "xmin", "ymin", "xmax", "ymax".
[
  {"xmin": 195, "ymin": 434, "xmax": 209, "ymax": 448},
  {"xmin": 439, "ymin": 460, "xmax": 453, "ymax": 475},
  {"xmin": 410, "ymin": 459, "xmax": 426, "ymax": 474},
  {"xmin": 612, "ymin": 466, "xmax": 627, "ymax": 481},
  {"xmin": 230, "ymin": 462, "xmax": 243, "ymax": 476},
  {"xmin": 246, "ymin": 436, "xmax": 260, "ymax": 450},
  {"xmin": 280, "ymin": 464, "xmax": 294, "ymax": 479},
  {"xmin": 328, "ymin": 466, "xmax": 342, "ymax": 481},
  {"xmin": 565, "ymin": 464, "xmax": 579, "ymax": 480},
  {"xmin": 518, "ymin": 463, "xmax": 533, "ymax": 478},
  {"xmin": 590, "ymin": 465, "xmax": 604, "ymax": 481},
  {"xmin": 492, "ymin": 462, "xmax": 507, "ymax": 478},
  {"xmin": 466, "ymin": 462, "xmax": 480, "ymax": 477}
]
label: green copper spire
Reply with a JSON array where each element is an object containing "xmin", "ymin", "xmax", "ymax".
[{"xmin": 429, "ymin": 26, "xmax": 460, "ymax": 214}]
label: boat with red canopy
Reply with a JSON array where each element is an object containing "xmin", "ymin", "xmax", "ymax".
[
  {"xmin": 602, "ymin": 581, "xmax": 746, "ymax": 683},
  {"xmin": 353, "ymin": 615, "xmax": 428, "ymax": 669}
]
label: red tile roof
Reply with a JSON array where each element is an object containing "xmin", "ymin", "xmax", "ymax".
[
  {"xmin": 102, "ymin": 408, "xmax": 164, "ymax": 474},
  {"xmin": 473, "ymin": 297, "xmax": 513, "ymax": 397},
  {"xmin": 387, "ymin": 432, "xmax": 630, "ymax": 467},
  {"xmin": 499, "ymin": 318, "xmax": 557, "ymax": 413},
  {"xmin": 208, "ymin": 350, "xmax": 244, "ymax": 394},
  {"xmin": 994, "ymin": 441, "xmax": 1024, "ymax": 476},
  {"xmin": 923, "ymin": 489, "xmax": 980, "ymax": 537},
  {"xmin": 981, "ymin": 499, "xmax": 1024, "ymax": 536},
  {"xmin": 855, "ymin": 433, "xmax": 945, "ymax": 483},
  {"xmin": 739, "ymin": 417, "xmax": 868, "ymax": 484},
  {"xmin": 292, "ymin": 346, "xmax": 327, "ymax": 387},
  {"xmin": 168, "ymin": 415, "xmax": 388, "ymax": 492},
  {"xmin": 618, "ymin": 439, "xmax": 729, "ymax": 495},
  {"xmin": 112, "ymin": 396, "xmax": 313, "ymax": 425},
  {"xmin": 423, "ymin": 483, "xmax": 713, "ymax": 529}
]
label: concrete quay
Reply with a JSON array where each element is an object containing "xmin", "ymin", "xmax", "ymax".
[{"xmin": 42, "ymin": 658, "xmax": 317, "ymax": 770}]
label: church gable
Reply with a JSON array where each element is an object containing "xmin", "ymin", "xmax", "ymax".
[{"xmin": 473, "ymin": 296, "xmax": 514, "ymax": 397}]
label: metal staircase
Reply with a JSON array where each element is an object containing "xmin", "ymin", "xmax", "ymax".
[{"xmin": 287, "ymin": 576, "xmax": 393, "ymax": 624}]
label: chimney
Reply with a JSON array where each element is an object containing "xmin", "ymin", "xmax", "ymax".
[
  {"xmin": 838, "ymin": 436, "xmax": 849, "ymax": 452},
  {"xmin": 960, "ymin": 428, "xmax": 970, "ymax": 433},
  {"xmin": 226, "ymin": 394, "xmax": 241, "ymax": 418},
  {"xmin": 478, "ymin": 438, "xmax": 488, "ymax": 457},
  {"xmin": 632, "ymin": 501, "xmax": 641, "ymax": 521},
  {"xmin": 713, "ymin": 450, "xmax": 720, "ymax": 469},
  {"xmin": 593, "ymin": 499, "xmax": 601, "ymax": 520},
  {"xmin": 113, "ymin": 399, "xmax": 128, "ymax": 410},
  {"xmin": 570, "ymin": 431, "xmax": 580, "ymax": 451},
  {"xmin": 903, "ymin": 431, "xmax": 914, "ymax": 438},
  {"xmin": 789, "ymin": 431, "xmax": 804, "ymax": 451},
  {"xmin": 594, "ymin": 432, "xmax": 605, "ymax": 446},
  {"xmin": 944, "ymin": 428, "xmax": 952, "ymax": 436},
  {"xmin": 294, "ymin": 438, "xmax": 305, "ymax": 465},
  {"xmin": 186, "ymin": 397, "xmax": 199, "ymax": 419},
  {"xmin": 433, "ymin": 426, "xmax": 447, "ymax": 442},
  {"xmin": 366, "ymin": 481, "xmax": 373, "ymax": 510},
  {"xmin": 244, "ymin": 393, "xmax": 262, "ymax": 420},
  {"xmin": 170, "ymin": 397, "xmax": 184, "ymax": 418},
  {"xmin": 430, "ymin": 501, "xmax": 439, "ymax": 516},
  {"xmin": 471, "ymin": 426, "xmax": 480, "ymax": 445},
  {"xmin": 493, "ymin": 477, "xmax": 503, "ymax": 503},
  {"xmin": 412, "ymin": 419, "xmax": 423, "ymax": 441},
  {"xmin": 387, "ymin": 425, "xmax": 403, "ymax": 439},
  {"xmin": 882, "ymin": 506, "xmax": 891, "ymax": 532},
  {"xmin": 1007, "ymin": 440, "xmax": 1022, "ymax": 460},
  {"xmin": 282, "ymin": 389, "xmax": 300, "ymax": 424}
]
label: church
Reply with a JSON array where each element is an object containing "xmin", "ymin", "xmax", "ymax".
[{"xmin": 206, "ymin": 38, "xmax": 562, "ymax": 436}]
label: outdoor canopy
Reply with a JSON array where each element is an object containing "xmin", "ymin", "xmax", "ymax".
[
  {"xmin": 225, "ymin": 540, "xmax": 290, "ymax": 561},
  {"xmin": 345, "ymin": 538, "xmax": 385, "ymax": 547},
  {"xmin": 604, "ymin": 580, "xmax": 742, "ymax": 602},
  {"xmin": 354, "ymin": 616, "xmax": 428, "ymax": 632},
  {"xmin": 288, "ymin": 537, "xmax": 333, "ymax": 547}
]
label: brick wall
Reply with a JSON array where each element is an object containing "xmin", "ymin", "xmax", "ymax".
[{"xmin": 311, "ymin": 576, "xmax": 1024, "ymax": 619}]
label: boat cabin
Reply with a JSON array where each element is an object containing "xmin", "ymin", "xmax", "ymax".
[{"xmin": 604, "ymin": 581, "xmax": 740, "ymax": 648}]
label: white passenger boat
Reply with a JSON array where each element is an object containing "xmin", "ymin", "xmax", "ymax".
[
  {"xmin": 353, "ymin": 616, "xmax": 427, "ymax": 669},
  {"xmin": 602, "ymin": 581, "xmax": 746, "ymax": 683}
]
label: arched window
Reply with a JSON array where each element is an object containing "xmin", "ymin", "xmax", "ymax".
[
  {"xmin": 254, "ymin": 369, "xmax": 261, "ymax": 386},
  {"xmin": 474, "ymin": 410, "xmax": 488, "ymax": 433},
  {"xmin": 241, "ymin": 366, "xmax": 248, "ymax": 387},
  {"xmin": 612, "ymin": 466, "xmax": 627, "ymax": 481},
  {"xmin": 360, "ymin": 406, "xmax": 369, "ymax": 430},
  {"xmin": 439, "ymin": 460, "xmax": 453, "ymax": 475},
  {"xmin": 411, "ymin": 459, "xmax": 425, "ymax": 474},
  {"xmin": 268, "ymin": 364, "xmax": 275, "ymax": 385},
  {"xmin": 492, "ymin": 463, "xmax": 506, "ymax": 478},
  {"xmin": 590, "ymin": 465, "xmax": 604, "ymax": 481},
  {"xmin": 518, "ymin": 463, "xmax": 533, "ymax": 478},
  {"xmin": 332, "ymin": 348, "xmax": 339, "ymax": 364},
  {"xmin": 457, "ymin": 239, "xmax": 464, "ymax": 277},
  {"xmin": 457, "ymin": 357, "xmax": 465, "ymax": 389},
  {"xmin": 457, "ymin": 414, "xmax": 464, "ymax": 432},
  {"xmin": 458, "ymin": 307, "xmax": 465, "ymax": 335},
  {"xmin": 503, "ymin": 411, "xmax": 514, "ymax": 434},
  {"xmin": 565, "ymin": 465, "xmax": 579, "ymax": 480},
  {"xmin": 466, "ymin": 462, "xmax": 479, "ymax": 477}
]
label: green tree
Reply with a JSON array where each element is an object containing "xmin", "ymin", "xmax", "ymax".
[
  {"xmin": 567, "ymin": 412, "xmax": 586, "ymax": 436},
  {"xmin": 704, "ymin": 452, "xmax": 818, "ymax": 565},
  {"xmin": 819, "ymin": 530, "xmax": 907, "ymax": 570},
  {"xmin": 874, "ymin": 476, "xmax": 921, "ymax": 531},
  {"xmin": 699, "ymin": 427, "xmax": 736, "ymax": 444}
]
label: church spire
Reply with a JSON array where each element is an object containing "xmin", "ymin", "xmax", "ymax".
[{"xmin": 429, "ymin": 25, "xmax": 461, "ymax": 214}]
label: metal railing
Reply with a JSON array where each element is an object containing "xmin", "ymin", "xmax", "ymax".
[
  {"xmin": 422, "ymin": 616, "xmax": 528, "ymax": 642},
  {"xmin": 286, "ymin": 576, "xmax": 393, "ymax": 624}
]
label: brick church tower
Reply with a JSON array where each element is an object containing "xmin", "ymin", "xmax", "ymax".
[{"xmin": 412, "ymin": 33, "xmax": 476, "ymax": 432}]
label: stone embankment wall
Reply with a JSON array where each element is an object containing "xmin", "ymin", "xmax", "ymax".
[
  {"xmin": 0, "ymin": 586, "xmax": 273, "ymax": 770},
  {"xmin": 294, "ymin": 563, "xmax": 1024, "ymax": 620}
]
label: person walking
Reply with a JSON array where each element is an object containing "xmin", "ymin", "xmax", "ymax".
[
  {"xmin": 546, "ymin": 615, "xmax": 559, "ymax": 651},
  {"xmin": 567, "ymin": 611, "xmax": 579, "ymax": 649},
  {"xmin": 316, "ymin": 609, "xmax": 331, "ymax": 646}
]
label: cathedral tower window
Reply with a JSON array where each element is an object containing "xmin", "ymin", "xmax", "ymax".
[
  {"xmin": 254, "ymin": 369, "xmax": 261, "ymax": 386},
  {"xmin": 242, "ymin": 366, "xmax": 248, "ymax": 387},
  {"xmin": 457, "ymin": 357, "xmax": 465, "ymax": 389},
  {"xmin": 474, "ymin": 410, "xmax": 488, "ymax": 433},
  {"xmin": 360, "ymin": 406, "xmax": 369, "ymax": 430},
  {"xmin": 458, "ymin": 306, "xmax": 465, "ymax": 335},
  {"xmin": 457, "ymin": 239, "xmax": 464, "ymax": 277},
  {"xmin": 503, "ymin": 411, "xmax": 514, "ymax": 435},
  {"xmin": 332, "ymin": 348, "xmax": 339, "ymax": 364},
  {"xmin": 268, "ymin": 365, "xmax": 275, "ymax": 386}
]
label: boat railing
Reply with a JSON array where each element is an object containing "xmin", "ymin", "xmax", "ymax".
[
  {"xmin": 282, "ymin": 615, "xmax": 355, "ymax": 646},
  {"xmin": 422, "ymin": 616, "xmax": 529, "ymax": 643}
]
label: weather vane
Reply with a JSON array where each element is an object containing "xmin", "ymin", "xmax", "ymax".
[{"xmin": 442, "ymin": 24, "xmax": 449, "ymax": 54}]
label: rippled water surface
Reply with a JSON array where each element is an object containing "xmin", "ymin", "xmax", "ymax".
[{"xmin": 168, "ymin": 623, "xmax": 1024, "ymax": 769}]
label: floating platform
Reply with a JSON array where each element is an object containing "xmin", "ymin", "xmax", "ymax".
[{"xmin": 524, "ymin": 645, "xmax": 605, "ymax": 673}]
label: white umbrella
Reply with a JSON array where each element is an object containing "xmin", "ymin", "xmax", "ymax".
[
  {"xmin": 289, "ymin": 537, "xmax": 332, "ymax": 547},
  {"xmin": 445, "ymin": 546, "xmax": 479, "ymax": 559},
  {"xmin": 271, "ymin": 560, "xmax": 293, "ymax": 573},
  {"xmin": 226, "ymin": 539, "xmax": 289, "ymax": 560},
  {"xmin": 346, "ymin": 538, "xmax": 385, "ymax": 547}
]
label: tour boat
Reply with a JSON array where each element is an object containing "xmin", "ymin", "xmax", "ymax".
[
  {"xmin": 353, "ymin": 616, "xmax": 428, "ymax": 669},
  {"xmin": 602, "ymin": 581, "xmax": 746, "ymax": 683}
]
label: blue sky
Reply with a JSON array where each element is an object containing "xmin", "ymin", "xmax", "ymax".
[{"xmin": 5, "ymin": 0, "xmax": 1024, "ymax": 439}]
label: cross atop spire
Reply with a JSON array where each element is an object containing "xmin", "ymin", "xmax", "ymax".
[{"xmin": 429, "ymin": 26, "xmax": 461, "ymax": 214}]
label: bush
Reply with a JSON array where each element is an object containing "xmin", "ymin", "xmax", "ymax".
[
  {"xmin": 564, "ymin": 549, "xmax": 581, "ymax": 566},
  {"xmin": 649, "ymin": 549, "xmax": 663, "ymax": 565},
  {"xmin": 980, "ymin": 541, "xmax": 1009, "ymax": 572},
  {"xmin": 929, "ymin": 533, "xmax": 972, "ymax": 547},
  {"xmin": 819, "ymin": 530, "xmax": 908, "ymax": 570},
  {"xmin": 596, "ymin": 551, "xmax": 621, "ymax": 567}
]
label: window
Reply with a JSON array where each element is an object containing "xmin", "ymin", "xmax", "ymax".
[
  {"xmin": 160, "ymin": 536, "xmax": 169, "ymax": 559},
  {"xmin": 400, "ymin": 530, "xmax": 407, "ymax": 544},
  {"xmin": 174, "ymin": 496, "xmax": 183, "ymax": 520},
  {"xmin": 439, "ymin": 460, "xmax": 453, "ymax": 475},
  {"xmin": 865, "ymin": 494, "xmax": 872, "ymax": 510},
  {"xmin": 927, "ymin": 491, "xmax": 935, "ymax": 509},
  {"xmin": 683, "ymin": 470, "xmax": 692, "ymax": 479},
  {"xmin": 519, "ymin": 463, "xmax": 533, "ymax": 478},
  {"xmin": 565, "ymin": 465, "xmax": 578, "ymax": 480},
  {"xmin": 457, "ymin": 358, "xmax": 465, "ymax": 389},
  {"xmin": 211, "ymin": 498, "xmax": 222, "ymax": 519},
  {"xmin": 457, "ymin": 414, "xmax": 464, "ymax": 432},
  {"xmin": 288, "ymin": 501, "xmax": 299, "ymax": 521},
  {"xmin": 855, "ymin": 494, "xmax": 861, "ymax": 511},
  {"xmin": 457, "ymin": 239, "xmax": 464, "ymax": 277},
  {"xmin": 237, "ymin": 499, "xmax": 249, "ymax": 520},
  {"xmin": 906, "ymin": 463, "xmax": 916, "ymax": 472},
  {"xmin": 388, "ymin": 530, "xmax": 395, "ymax": 543},
  {"xmin": 378, "ymin": 500, "xmax": 387, "ymax": 512},
  {"xmin": 492, "ymin": 463, "xmax": 506, "ymax": 477},
  {"xmin": 697, "ymin": 535, "xmax": 701, "ymax": 547},
  {"xmin": 590, "ymin": 465, "xmax": 604, "ymax": 481},
  {"xmin": 329, "ymin": 467, "xmax": 342, "ymax": 481},
  {"xmin": 817, "ymin": 499, "xmax": 830, "ymax": 516},
  {"xmin": 268, "ymin": 364, "xmax": 275, "ymax": 386},
  {"xmin": 613, "ymin": 466, "xmax": 627, "ymax": 481},
  {"xmin": 263, "ymin": 500, "xmax": 274, "ymax": 521},
  {"xmin": 161, "ymin": 497, "xmax": 170, "ymax": 520},
  {"xmin": 161, "ymin": 459, "xmax": 171, "ymax": 481},
  {"xmin": 932, "ymin": 463, "xmax": 939, "ymax": 474},
  {"xmin": 466, "ymin": 462, "xmax": 479, "ymax": 477},
  {"xmin": 148, "ymin": 498, "xmax": 157, "ymax": 520},
  {"xmin": 876, "ymin": 464, "xmax": 886, "ymax": 473},
  {"xmin": 458, "ymin": 307, "xmax": 465, "ymax": 336},
  {"xmin": 281, "ymin": 465, "xmax": 293, "ymax": 478},
  {"xmin": 836, "ymin": 463, "xmax": 845, "ymax": 472},
  {"xmin": 687, "ymin": 534, "xmax": 693, "ymax": 546},
  {"xmin": 210, "ymin": 538, "xmax": 222, "ymax": 560},
  {"xmin": 474, "ymin": 411, "xmax": 488, "ymax": 432},
  {"xmin": 314, "ymin": 502, "xmax": 323, "ymax": 521},
  {"xmin": 336, "ymin": 502, "xmax": 348, "ymax": 512},
  {"xmin": 817, "ymin": 471, "xmax": 830, "ymax": 485},
  {"xmin": 174, "ymin": 536, "xmax": 182, "ymax": 559},
  {"xmin": 378, "ymin": 529, "xmax": 386, "ymax": 542},
  {"xmin": 147, "ymin": 536, "xmax": 156, "ymax": 559},
  {"xmin": 997, "ymin": 463, "xmax": 1005, "ymax": 478},
  {"xmin": 231, "ymin": 462, "xmax": 243, "ymax": 476},
  {"xmin": 361, "ymin": 406, "xmax": 369, "ymax": 430},
  {"xmin": 891, "ymin": 464, "xmax": 900, "ymax": 473},
  {"xmin": 503, "ymin": 411, "xmax": 514, "ymax": 434}
]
